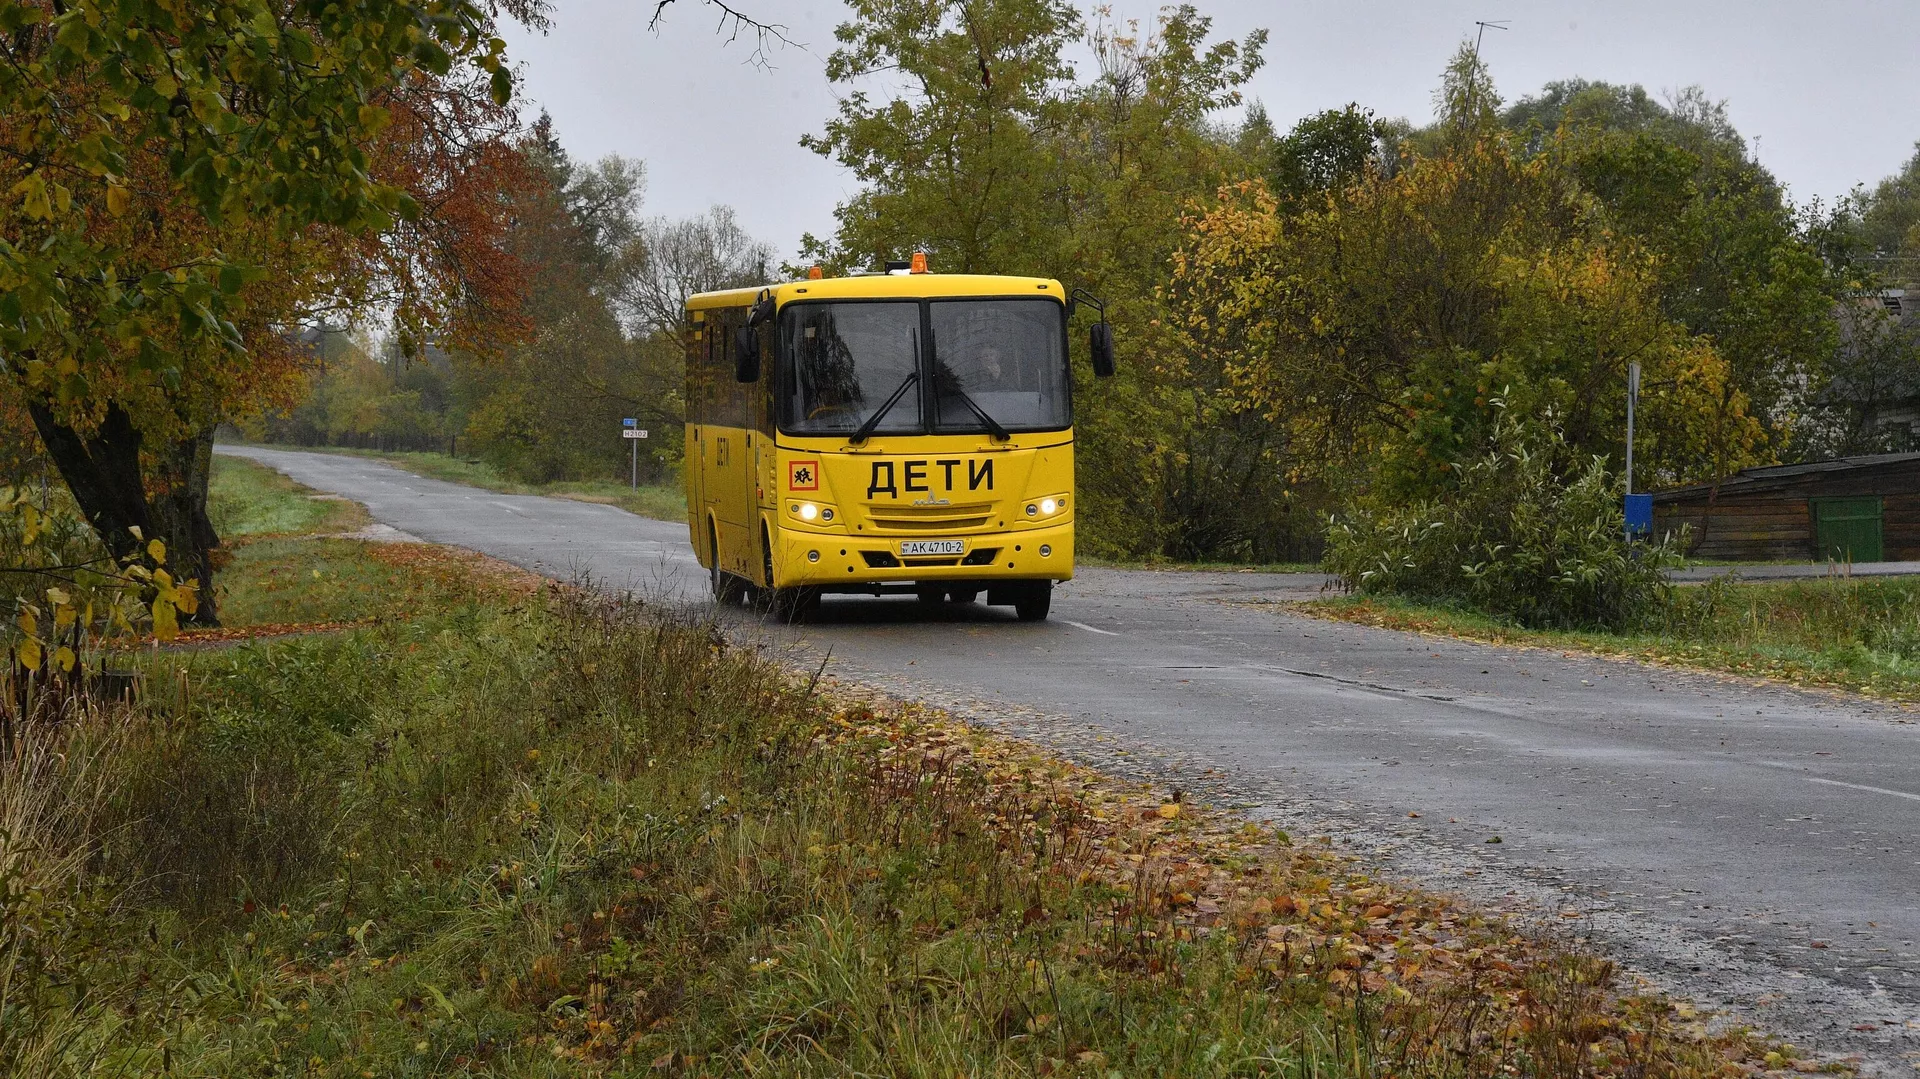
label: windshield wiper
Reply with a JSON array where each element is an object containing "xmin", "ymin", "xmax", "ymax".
[
  {"xmin": 947, "ymin": 385, "xmax": 1009, "ymax": 441},
  {"xmin": 924, "ymin": 322, "xmax": 1011, "ymax": 441},
  {"xmin": 850, "ymin": 370, "xmax": 919, "ymax": 445}
]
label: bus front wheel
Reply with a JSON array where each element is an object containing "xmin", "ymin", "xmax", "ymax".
[
  {"xmin": 1012, "ymin": 581, "xmax": 1052, "ymax": 622},
  {"xmin": 759, "ymin": 527, "xmax": 817, "ymax": 622}
]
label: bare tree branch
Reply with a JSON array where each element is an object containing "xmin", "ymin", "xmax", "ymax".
[{"xmin": 647, "ymin": 1, "xmax": 798, "ymax": 67}]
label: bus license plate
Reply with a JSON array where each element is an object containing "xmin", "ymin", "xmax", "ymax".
[{"xmin": 900, "ymin": 540, "xmax": 966, "ymax": 556}]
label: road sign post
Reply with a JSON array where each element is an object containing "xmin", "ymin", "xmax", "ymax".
[
  {"xmin": 621, "ymin": 420, "xmax": 646, "ymax": 489},
  {"xmin": 1625, "ymin": 363, "xmax": 1641, "ymax": 541}
]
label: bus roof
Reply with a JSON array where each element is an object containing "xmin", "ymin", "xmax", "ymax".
[{"xmin": 685, "ymin": 273, "xmax": 1066, "ymax": 313}]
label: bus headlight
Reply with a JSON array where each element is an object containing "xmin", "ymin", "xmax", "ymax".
[
  {"xmin": 1025, "ymin": 496, "xmax": 1065, "ymax": 519},
  {"xmin": 789, "ymin": 501, "xmax": 837, "ymax": 526}
]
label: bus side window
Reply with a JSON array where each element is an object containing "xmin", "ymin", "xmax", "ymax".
[
  {"xmin": 705, "ymin": 316, "xmax": 724, "ymax": 425},
  {"xmin": 708, "ymin": 320, "xmax": 722, "ymax": 424},
  {"xmin": 702, "ymin": 312, "xmax": 731, "ymax": 426},
  {"xmin": 684, "ymin": 315, "xmax": 707, "ymax": 425}
]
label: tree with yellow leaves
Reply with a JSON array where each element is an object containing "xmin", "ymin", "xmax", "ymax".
[{"xmin": 1169, "ymin": 120, "xmax": 1768, "ymax": 505}]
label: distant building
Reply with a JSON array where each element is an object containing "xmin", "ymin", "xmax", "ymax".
[{"xmin": 1652, "ymin": 451, "xmax": 1920, "ymax": 563}]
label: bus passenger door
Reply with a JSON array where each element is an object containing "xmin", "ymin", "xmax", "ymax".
[
  {"xmin": 708, "ymin": 309, "xmax": 756, "ymax": 579},
  {"xmin": 684, "ymin": 316, "xmax": 711, "ymax": 566}
]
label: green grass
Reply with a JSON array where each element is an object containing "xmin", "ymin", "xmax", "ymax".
[
  {"xmin": 2, "ymin": 551, "xmax": 1759, "ymax": 1076},
  {"xmin": 1297, "ymin": 575, "xmax": 1920, "ymax": 700},
  {"xmin": 212, "ymin": 538, "xmax": 504, "ymax": 629},
  {"xmin": 230, "ymin": 443, "xmax": 686, "ymax": 522},
  {"xmin": 205, "ymin": 454, "xmax": 425, "ymax": 629},
  {"xmin": 209, "ymin": 454, "xmax": 369, "ymax": 538}
]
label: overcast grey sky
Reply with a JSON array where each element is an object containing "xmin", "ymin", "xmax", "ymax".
[{"xmin": 499, "ymin": 1, "xmax": 1920, "ymax": 259}]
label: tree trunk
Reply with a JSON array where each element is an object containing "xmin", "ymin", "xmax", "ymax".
[
  {"xmin": 27, "ymin": 402, "xmax": 223, "ymax": 627},
  {"xmin": 26, "ymin": 400, "xmax": 152, "ymax": 563},
  {"xmin": 147, "ymin": 426, "xmax": 222, "ymax": 627}
]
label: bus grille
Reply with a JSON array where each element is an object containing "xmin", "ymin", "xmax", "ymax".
[{"xmin": 864, "ymin": 503, "xmax": 995, "ymax": 533}]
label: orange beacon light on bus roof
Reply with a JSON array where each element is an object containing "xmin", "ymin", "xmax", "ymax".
[{"xmin": 909, "ymin": 251, "xmax": 928, "ymax": 274}]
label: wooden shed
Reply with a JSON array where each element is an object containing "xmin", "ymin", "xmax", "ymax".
[{"xmin": 1651, "ymin": 452, "xmax": 1920, "ymax": 563}]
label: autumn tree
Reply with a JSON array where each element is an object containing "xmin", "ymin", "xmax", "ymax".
[
  {"xmin": 799, "ymin": 0, "xmax": 1083, "ymax": 274},
  {"xmin": 1501, "ymin": 79, "xmax": 1839, "ymax": 454},
  {"xmin": 452, "ymin": 119, "xmax": 680, "ymax": 482},
  {"xmin": 801, "ymin": 0, "xmax": 1269, "ymax": 556},
  {"xmin": 0, "ymin": 0, "xmax": 538, "ymax": 623},
  {"xmin": 1169, "ymin": 52, "xmax": 1770, "ymax": 509}
]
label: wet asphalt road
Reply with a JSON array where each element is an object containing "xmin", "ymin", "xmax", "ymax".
[{"xmin": 222, "ymin": 446, "xmax": 1920, "ymax": 1070}]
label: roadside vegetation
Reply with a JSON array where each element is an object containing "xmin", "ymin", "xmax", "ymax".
[
  {"xmin": 1, "ymin": 450, "xmax": 1790, "ymax": 1078},
  {"xmin": 1298, "ymin": 573, "xmax": 1920, "ymax": 702}
]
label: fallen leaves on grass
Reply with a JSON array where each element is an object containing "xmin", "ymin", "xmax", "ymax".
[
  {"xmin": 810, "ymin": 691, "xmax": 1795, "ymax": 1077},
  {"xmin": 114, "ymin": 619, "xmax": 370, "ymax": 648},
  {"xmin": 362, "ymin": 542, "xmax": 547, "ymax": 598}
]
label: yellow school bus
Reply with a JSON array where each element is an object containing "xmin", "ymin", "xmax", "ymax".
[{"xmin": 683, "ymin": 257, "xmax": 1114, "ymax": 621}]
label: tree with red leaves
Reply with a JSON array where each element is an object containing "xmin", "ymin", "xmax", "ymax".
[{"xmin": 0, "ymin": 0, "xmax": 544, "ymax": 624}]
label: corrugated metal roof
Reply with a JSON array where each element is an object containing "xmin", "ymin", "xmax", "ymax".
[{"xmin": 1652, "ymin": 451, "xmax": 1920, "ymax": 501}]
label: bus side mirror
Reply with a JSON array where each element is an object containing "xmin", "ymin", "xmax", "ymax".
[
  {"xmin": 733, "ymin": 327, "xmax": 760, "ymax": 383},
  {"xmin": 1089, "ymin": 322, "xmax": 1116, "ymax": 378}
]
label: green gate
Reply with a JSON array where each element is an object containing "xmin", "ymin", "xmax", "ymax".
[{"xmin": 1812, "ymin": 496, "xmax": 1884, "ymax": 563}]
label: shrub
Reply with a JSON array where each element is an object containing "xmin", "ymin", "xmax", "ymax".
[{"xmin": 1324, "ymin": 408, "xmax": 1682, "ymax": 630}]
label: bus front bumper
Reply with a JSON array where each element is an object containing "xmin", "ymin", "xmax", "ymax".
[{"xmin": 771, "ymin": 521, "xmax": 1075, "ymax": 590}]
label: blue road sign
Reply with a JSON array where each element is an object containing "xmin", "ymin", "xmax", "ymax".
[
  {"xmin": 622, "ymin": 417, "xmax": 637, "ymax": 427},
  {"xmin": 1625, "ymin": 493, "xmax": 1653, "ymax": 536}
]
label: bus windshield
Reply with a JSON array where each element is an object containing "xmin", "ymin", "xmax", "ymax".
[{"xmin": 778, "ymin": 298, "xmax": 1068, "ymax": 436}]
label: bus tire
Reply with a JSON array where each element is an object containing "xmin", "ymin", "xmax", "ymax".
[
  {"xmin": 758, "ymin": 526, "xmax": 814, "ymax": 622},
  {"xmin": 764, "ymin": 586, "xmax": 818, "ymax": 622},
  {"xmin": 710, "ymin": 522, "xmax": 745, "ymax": 605},
  {"xmin": 1013, "ymin": 581, "xmax": 1052, "ymax": 622}
]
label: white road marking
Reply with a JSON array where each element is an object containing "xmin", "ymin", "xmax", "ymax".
[
  {"xmin": 1803, "ymin": 776, "xmax": 1920, "ymax": 803},
  {"xmin": 1063, "ymin": 620, "xmax": 1120, "ymax": 636}
]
